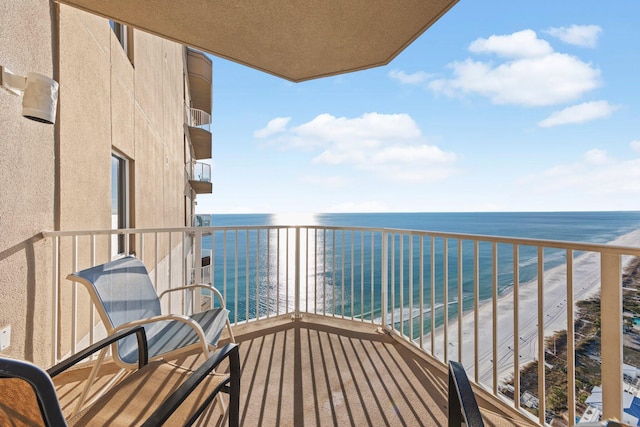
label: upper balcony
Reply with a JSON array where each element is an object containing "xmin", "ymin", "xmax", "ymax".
[
  {"xmin": 186, "ymin": 48, "xmax": 212, "ymax": 115},
  {"xmin": 184, "ymin": 105, "xmax": 212, "ymax": 160},
  {"xmin": 188, "ymin": 161, "xmax": 212, "ymax": 194},
  {"xmin": 42, "ymin": 225, "xmax": 640, "ymax": 426}
]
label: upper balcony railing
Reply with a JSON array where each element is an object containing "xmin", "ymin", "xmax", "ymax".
[
  {"xmin": 189, "ymin": 161, "xmax": 211, "ymax": 183},
  {"xmin": 184, "ymin": 105, "xmax": 211, "ymax": 132},
  {"xmin": 187, "ymin": 161, "xmax": 212, "ymax": 194},
  {"xmin": 43, "ymin": 225, "xmax": 640, "ymax": 426},
  {"xmin": 184, "ymin": 105, "xmax": 212, "ymax": 160}
]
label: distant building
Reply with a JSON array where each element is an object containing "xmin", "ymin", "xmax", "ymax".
[
  {"xmin": 521, "ymin": 391, "xmax": 539, "ymax": 409},
  {"xmin": 625, "ymin": 363, "xmax": 640, "ymax": 381},
  {"xmin": 582, "ymin": 386, "xmax": 640, "ymax": 425},
  {"xmin": 579, "ymin": 405, "xmax": 601, "ymax": 424},
  {"xmin": 195, "ymin": 214, "xmax": 212, "ymax": 227}
]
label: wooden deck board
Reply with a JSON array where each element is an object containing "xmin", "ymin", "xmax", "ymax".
[{"xmin": 54, "ymin": 315, "xmax": 537, "ymax": 426}]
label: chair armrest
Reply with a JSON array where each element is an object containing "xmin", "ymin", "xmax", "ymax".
[
  {"xmin": 48, "ymin": 326, "xmax": 149, "ymax": 378},
  {"xmin": 111, "ymin": 314, "xmax": 210, "ymax": 356},
  {"xmin": 141, "ymin": 343, "xmax": 240, "ymax": 427},
  {"xmin": 159, "ymin": 283, "xmax": 226, "ymax": 309},
  {"xmin": 0, "ymin": 358, "xmax": 68, "ymax": 426},
  {"xmin": 448, "ymin": 360, "xmax": 484, "ymax": 427}
]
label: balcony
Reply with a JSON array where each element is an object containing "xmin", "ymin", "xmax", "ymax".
[
  {"xmin": 188, "ymin": 161, "xmax": 212, "ymax": 194},
  {"xmin": 186, "ymin": 48, "xmax": 212, "ymax": 115},
  {"xmin": 42, "ymin": 225, "xmax": 640, "ymax": 426},
  {"xmin": 185, "ymin": 105, "xmax": 212, "ymax": 160}
]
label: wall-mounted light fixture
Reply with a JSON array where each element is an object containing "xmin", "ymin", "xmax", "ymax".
[{"xmin": 0, "ymin": 65, "xmax": 59, "ymax": 125}]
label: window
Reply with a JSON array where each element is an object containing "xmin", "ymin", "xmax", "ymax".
[
  {"xmin": 109, "ymin": 20, "xmax": 134, "ymax": 63},
  {"xmin": 111, "ymin": 153, "xmax": 129, "ymax": 257}
]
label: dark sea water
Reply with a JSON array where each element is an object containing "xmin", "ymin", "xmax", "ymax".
[{"xmin": 201, "ymin": 211, "xmax": 640, "ymax": 326}]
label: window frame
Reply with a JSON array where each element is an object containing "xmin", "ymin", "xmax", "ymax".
[
  {"xmin": 109, "ymin": 20, "xmax": 134, "ymax": 64},
  {"xmin": 111, "ymin": 152, "xmax": 130, "ymax": 258}
]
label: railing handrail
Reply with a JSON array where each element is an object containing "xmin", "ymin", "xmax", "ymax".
[
  {"xmin": 43, "ymin": 225, "xmax": 640, "ymax": 256},
  {"xmin": 184, "ymin": 104, "xmax": 211, "ymax": 127}
]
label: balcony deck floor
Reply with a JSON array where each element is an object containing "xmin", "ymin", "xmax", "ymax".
[{"xmin": 54, "ymin": 315, "xmax": 537, "ymax": 426}]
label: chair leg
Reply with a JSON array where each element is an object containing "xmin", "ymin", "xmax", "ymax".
[
  {"xmin": 72, "ymin": 346, "xmax": 108, "ymax": 416},
  {"xmin": 72, "ymin": 347, "xmax": 126, "ymax": 417},
  {"xmin": 226, "ymin": 319, "xmax": 236, "ymax": 343},
  {"xmin": 216, "ymin": 393, "xmax": 227, "ymax": 414}
]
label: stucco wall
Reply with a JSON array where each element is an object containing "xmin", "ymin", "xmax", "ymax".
[
  {"xmin": 55, "ymin": 6, "xmax": 191, "ymax": 358},
  {"xmin": 134, "ymin": 32, "xmax": 188, "ymax": 230},
  {"xmin": 0, "ymin": 2, "xmax": 193, "ymax": 364},
  {"xmin": 57, "ymin": 6, "xmax": 189, "ymax": 236},
  {"xmin": 0, "ymin": 0, "xmax": 56, "ymax": 366}
]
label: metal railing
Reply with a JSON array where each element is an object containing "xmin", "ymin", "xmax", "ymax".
[
  {"xmin": 184, "ymin": 105, "xmax": 211, "ymax": 131},
  {"xmin": 44, "ymin": 225, "xmax": 640, "ymax": 426},
  {"xmin": 189, "ymin": 161, "xmax": 211, "ymax": 183}
]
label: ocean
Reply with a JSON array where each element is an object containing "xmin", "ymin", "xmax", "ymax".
[
  {"xmin": 208, "ymin": 211, "xmax": 640, "ymax": 242},
  {"xmin": 201, "ymin": 211, "xmax": 640, "ymax": 328}
]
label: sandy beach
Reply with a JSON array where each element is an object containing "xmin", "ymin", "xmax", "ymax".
[{"xmin": 428, "ymin": 229, "xmax": 640, "ymax": 385}]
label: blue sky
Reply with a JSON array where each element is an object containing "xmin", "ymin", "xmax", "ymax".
[{"xmin": 196, "ymin": 1, "xmax": 640, "ymax": 215}]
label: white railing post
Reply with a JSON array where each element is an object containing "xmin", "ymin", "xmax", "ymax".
[
  {"xmin": 537, "ymin": 247, "xmax": 546, "ymax": 425},
  {"xmin": 294, "ymin": 227, "xmax": 301, "ymax": 319},
  {"xmin": 51, "ymin": 235, "xmax": 59, "ymax": 364},
  {"xmin": 193, "ymin": 230, "xmax": 203, "ymax": 313},
  {"xmin": 443, "ymin": 238, "xmax": 449, "ymax": 363},
  {"xmin": 566, "ymin": 250, "xmax": 576, "ymax": 425},
  {"xmin": 601, "ymin": 252, "xmax": 623, "ymax": 421},
  {"xmin": 71, "ymin": 236, "xmax": 78, "ymax": 355},
  {"xmin": 381, "ymin": 232, "xmax": 388, "ymax": 328},
  {"xmin": 492, "ymin": 242, "xmax": 498, "ymax": 394},
  {"xmin": 430, "ymin": 237, "xmax": 435, "ymax": 355},
  {"xmin": 512, "ymin": 244, "xmax": 520, "ymax": 410}
]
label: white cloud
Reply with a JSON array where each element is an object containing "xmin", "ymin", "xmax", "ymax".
[
  {"xmin": 631, "ymin": 140, "xmax": 640, "ymax": 154},
  {"xmin": 261, "ymin": 112, "xmax": 460, "ymax": 183},
  {"xmin": 294, "ymin": 112, "xmax": 421, "ymax": 141},
  {"xmin": 388, "ymin": 69, "xmax": 432, "ymax": 84},
  {"xmin": 254, "ymin": 117, "xmax": 291, "ymax": 138},
  {"xmin": 545, "ymin": 25, "xmax": 602, "ymax": 48},
  {"xmin": 582, "ymin": 149, "xmax": 612, "ymax": 165},
  {"xmin": 518, "ymin": 149, "xmax": 640, "ymax": 197},
  {"xmin": 429, "ymin": 30, "xmax": 601, "ymax": 107},
  {"xmin": 537, "ymin": 101, "xmax": 618, "ymax": 127},
  {"xmin": 469, "ymin": 29, "xmax": 553, "ymax": 58}
]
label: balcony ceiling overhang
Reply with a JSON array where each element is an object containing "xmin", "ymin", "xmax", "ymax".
[
  {"xmin": 55, "ymin": 0, "xmax": 458, "ymax": 82},
  {"xmin": 190, "ymin": 180, "xmax": 213, "ymax": 194},
  {"xmin": 185, "ymin": 124, "xmax": 212, "ymax": 160}
]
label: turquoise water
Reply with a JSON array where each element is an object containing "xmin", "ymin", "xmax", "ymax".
[{"xmin": 201, "ymin": 211, "xmax": 640, "ymax": 327}]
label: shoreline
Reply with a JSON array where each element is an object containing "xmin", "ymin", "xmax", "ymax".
[{"xmin": 427, "ymin": 228, "xmax": 640, "ymax": 384}]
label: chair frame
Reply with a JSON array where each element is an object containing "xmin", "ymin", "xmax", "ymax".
[
  {"xmin": 66, "ymin": 256, "xmax": 235, "ymax": 371},
  {"xmin": 448, "ymin": 360, "xmax": 485, "ymax": 427},
  {"xmin": 0, "ymin": 326, "xmax": 240, "ymax": 427}
]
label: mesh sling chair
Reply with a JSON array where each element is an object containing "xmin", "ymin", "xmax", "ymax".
[
  {"xmin": 0, "ymin": 326, "xmax": 240, "ymax": 426},
  {"xmin": 66, "ymin": 256, "xmax": 235, "ymax": 370},
  {"xmin": 65, "ymin": 256, "xmax": 235, "ymax": 413}
]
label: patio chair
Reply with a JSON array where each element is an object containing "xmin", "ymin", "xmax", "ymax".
[
  {"xmin": 66, "ymin": 255, "xmax": 235, "ymax": 370},
  {"xmin": 0, "ymin": 326, "xmax": 240, "ymax": 426},
  {"xmin": 448, "ymin": 360, "xmax": 484, "ymax": 427}
]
